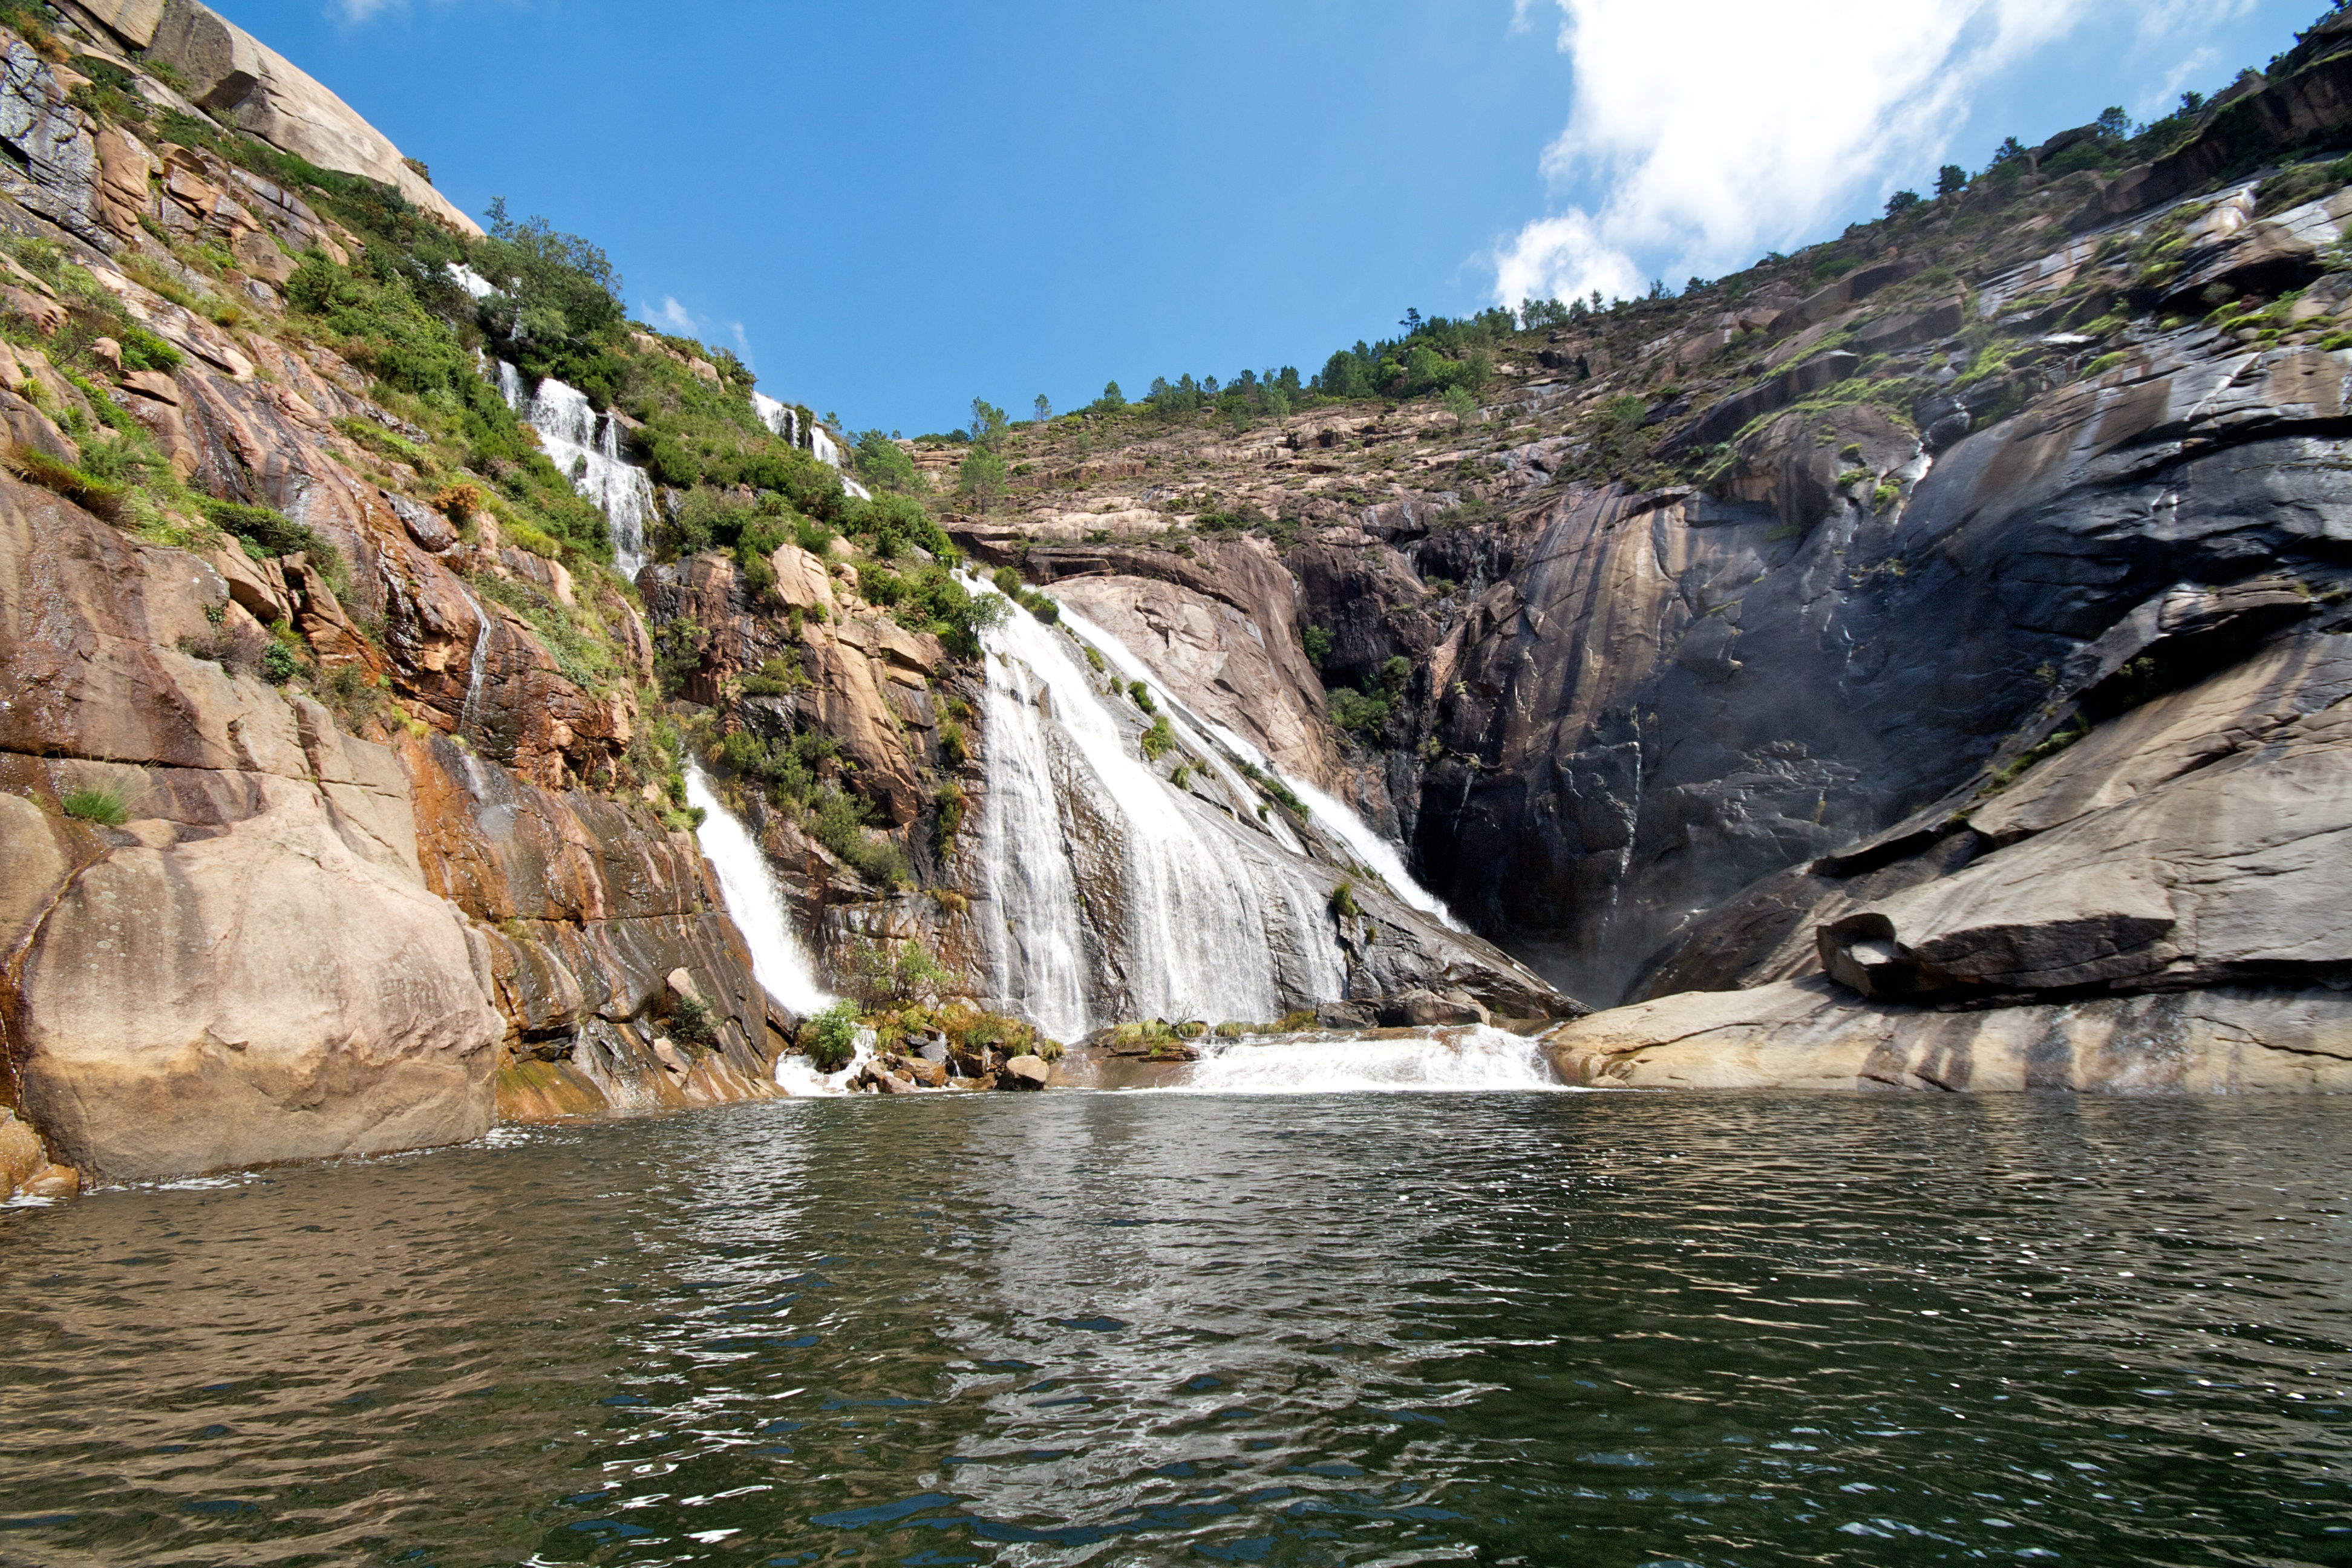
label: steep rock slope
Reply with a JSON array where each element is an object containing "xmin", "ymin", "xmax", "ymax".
[{"xmin": 933, "ymin": 40, "xmax": 2352, "ymax": 1085}]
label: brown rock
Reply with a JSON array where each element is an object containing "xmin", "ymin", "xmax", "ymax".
[
  {"xmin": 1547, "ymin": 978, "xmax": 2352, "ymax": 1093},
  {"xmin": 0, "ymin": 387, "xmax": 80, "ymax": 466},
  {"xmin": 998, "ymin": 1054, "xmax": 1051, "ymax": 1090},
  {"xmin": 0, "ymin": 1108, "xmax": 47, "ymax": 1195},
  {"xmin": 123, "ymin": 368, "xmax": 181, "ymax": 404},
  {"xmin": 19, "ymin": 1163, "xmax": 81, "ymax": 1199},
  {"xmin": 232, "ymin": 227, "xmax": 297, "ymax": 285},
  {"xmin": 93, "ymin": 123, "xmax": 156, "ymax": 240},
  {"xmin": 2, "ymin": 286, "xmax": 64, "ymax": 334}
]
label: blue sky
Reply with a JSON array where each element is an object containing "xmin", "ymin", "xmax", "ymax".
[{"xmin": 215, "ymin": 0, "xmax": 2316, "ymax": 434}]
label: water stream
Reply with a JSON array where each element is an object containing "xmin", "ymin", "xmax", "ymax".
[
  {"xmin": 498, "ymin": 364, "xmax": 656, "ymax": 578},
  {"xmin": 976, "ymin": 590, "xmax": 1349, "ymax": 1037},
  {"xmin": 1173, "ymin": 1025, "xmax": 1565, "ymax": 1093},
  {"xmin": 684, "ymin": 766, "xmax": 831, "ymax": 1018}
]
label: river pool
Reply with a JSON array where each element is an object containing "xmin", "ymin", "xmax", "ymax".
[{"xmin": 2, "ymin": 1091, "xmax": 2347, "ymax": 1566}]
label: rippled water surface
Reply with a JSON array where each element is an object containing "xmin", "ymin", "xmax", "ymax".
[{"xmin": 4, "ymin": 1094, "xmax": 2350, "ymax": 1567}]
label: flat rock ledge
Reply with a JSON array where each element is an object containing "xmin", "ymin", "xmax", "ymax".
[{"xmin": 1545, "ymin": 979, "xmax": 2352, "ymax": 1093}]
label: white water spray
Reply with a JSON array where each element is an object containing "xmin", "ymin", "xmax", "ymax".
[{"xmin": 1173, "ymin": 1027, "xmax": 1568, "ymax": 1094}]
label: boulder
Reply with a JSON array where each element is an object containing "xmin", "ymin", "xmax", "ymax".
[
  {"xmin": 0, "ymin": 1108, "xmax": 46, "ymax": 1195},
  {"xmin": 18, "ymin": 1163, "xmax": 82, "ymax": 1198},
  {"xmin": 998, "ymin": 1054, "xmax": 1051, "ymax": 1090},
  {"xmin": 1377, "ymin": 989, "xmax": 1490, "ymax": 1028}
]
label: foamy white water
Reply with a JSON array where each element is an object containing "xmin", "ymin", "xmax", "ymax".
[
  {"xmin": 498, "ymin": 364, "xmax": 655, "ymax": 578},
  {"xmin": 685, "ymin": 766, "xmax": 832, "ymax": 1016},
  {"xmin": 974, "ymin": 583, "xmax": 1347, "ymax": 1034},
  {"xmin": 773, "ymin": 1030, "xmax": 875, "ymax": 1099},
  {"xmin": 1172, "ymin": 1027, "xmax": 1569, "ymax": 1094},
  {"xmin": 1046, "ymin": 590, "xmax": 1460, "ymax": 926}
]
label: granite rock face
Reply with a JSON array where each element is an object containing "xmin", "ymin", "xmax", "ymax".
[
  {"xmin": 1546, "ymin": 978, "xmax": 2352, "ymax": 1093},
  {"xmin": 0, "ymin": 479, "xmax": 504, "ymax": 1183},
  {"xmin": 120, "ymin": 0, "xmax": 479, "ymax": 237}
]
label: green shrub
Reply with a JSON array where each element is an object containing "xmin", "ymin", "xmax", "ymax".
[
  {"xmin": 805, "ymin": 784, "xmax": 909, "ymax": 888},
  {"xmin": 59, "ymin": 786, "xmax": 131, "ymax": 826},
  {"xmin": 260, "ymin": 639, "xmax": 304, "ymax": 685},
  {"xmin": 938, "ymin": 716, "xmax": 968, "ymax": 766},
  {"xmin": 1330, "ymin": 878, "xmax": 1361, "ymax": 919},
  {"xmin": 739, "ymin": 657, "xmax": 808, "ymax": 697},
  {"xmin": 1301, "ymin": 625, "xmax": 1333, "ymax": 667},
  {"xmin": 1327, "ymin": 687, "xmax": 1389, "ymax": 736},
  {"xmin": 935, "ymin": 780, "xmax": 965, "ymax": 849},
  {"xmin": 7, "ymin": 449, "xmax": 128, "ymax": 519},
  {"xmin": 842, "ymin": 936, "xmax": 952, "ymax": 1011},
  {"xmin": 800, "ymin": 1000, "xmax": 863, "ymax": 1071},
  {"xmin": 667, "ymin": 991, "xmax": 719, "ymax": 1048},
  {"xmin": 1139, "ymin": 714, "xmax": 1175, "ymax": 760},
  {"xmin": 1127, "ymin": 681, "xmax": 1156, "ymax": 713}
]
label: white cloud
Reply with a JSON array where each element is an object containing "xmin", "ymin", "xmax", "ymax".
[
  {"xmin": 650, "ymin": 295, "xmax": 699, "ymax": 334},
  {"xmin": 329, "ymin": 0, "xmax": 405, "ymax": 21},
  {"xmin": 1494, "ymin": 0, "xmax": 2097, "ymax": 308}
]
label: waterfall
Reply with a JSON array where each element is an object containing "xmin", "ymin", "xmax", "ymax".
[
  {"xmin": 1173, "ymin": 1027, "xmax": 1567, "ymax": 1094},
  {"xmin": 752, "ymin": 391, "xmax": 798, "ymax": 446},
  {"xmin": 754, "ymin": 391, "xmax": 870, "ymax": 499},
  {"xmin": 1045, "ymin": 597, "xmax": 1465, "ymax": 930},
  {"xmin": 976, "ymin": 586, "xmax": 1348, "ymax": 1034},
  {"xmin": 456, "ymin": 590, "xmax": 492, "ymax": 742},
  {"xmin": 684, "ymin": 766, "xmax": 832, "ymax": 1017},
  {"xmin": 498, "ymin": 364, "xmax": 655, "ymax": 580}
]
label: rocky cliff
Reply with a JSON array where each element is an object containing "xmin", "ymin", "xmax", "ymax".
[
  {"xmin": 0, "ymin": 0, "xmax": 1567, "ymax": 1194},
  {"xmin": 938, "ymin": 34, "xmax": 2352, "ymax": 1092},
  {"xmin": 0, "ymin": 8, "xmax": 794, "ymax": 1194}
]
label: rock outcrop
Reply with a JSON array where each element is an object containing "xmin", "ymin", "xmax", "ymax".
[
  {"xmin": 0, "ymin": 477, "xmax": 504, "ymax": 1181},
  {"xmin": 73, "ymin": 0, "xmax": 479, "ymax": 237},
  {"xmin": 1546, "ymin": 978, "xmax": 2352, "ymax": 1092}
]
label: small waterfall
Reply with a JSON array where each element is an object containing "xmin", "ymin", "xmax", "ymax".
[
  {"xmin": 498, "ymin": 363, "xmax": 655, "ymax": 579},
  {"xmin": 752, "ymin": 391, "xmax": 799, "ymax": 446},
  {"xmin": 754, "ymin": 392, "xmax": 869, "ymax": 498},
  {"xmin": 684, "ymin": 766, "xmax": 833, "ymax": 1017},
  {"xmin": 456, "ymin": 591, "xmax": 492, "ymax": 742},
  {"xmin": 1173, "ymin": 1027, "xmax": 1567, "ymax": 1094},
  {"xmin": 976, "ymin": 585, "xmax": 1348, "ymax": 1033}
]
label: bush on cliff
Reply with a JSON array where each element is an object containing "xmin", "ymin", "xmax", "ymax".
[
  {"xmin": 799, "ymin": 1001, "xmax": 863, "ymax": 1072},
  {"xmin": 471, "ymin": 201, "xmax": 627, "ymax": 402}
]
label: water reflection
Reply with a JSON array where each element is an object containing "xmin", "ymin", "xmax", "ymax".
[{"xmin": 1, "ymin": 1095, "xmax": 2347, "ymax": 1566}]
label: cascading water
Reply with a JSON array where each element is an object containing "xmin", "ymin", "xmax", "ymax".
[
  {"xmin": 498, "ymin": 364, "xmax": 655, "ymax": 579},
  {"xmin": 1171, "ymin": 1030, "xmax": 1571, "ymax": 1091},
  {"xmin": 752, "ymin": 391, "xmax": 799, "ymax": 446},
  {"xmin": 1172, "ymin": 1026, "xmax": 1570, "ymax": 1093},
  {"xmin": 684, "ymin": 766, "xmax": 832, "ymax": 1018},
  {"xmin": 976, "ymin": 586, "xmax": 1349, "ymax": 1036},
  {"xmin": 754, "ymin": 392, "xmax": 871, "ymax": 498},
  {"xmin": 455, "ymin": 589, "xmax": 494, "ymax": 743},
  {"xmin": 1047, "ymin": 599, "xmax": 1462, "ymax": 927}
]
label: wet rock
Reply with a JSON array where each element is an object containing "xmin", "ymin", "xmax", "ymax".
[
  {"xmin": 19, "ymin": 1163, "xmax": 81, "ymax": 1198},
  {"xmin": 0, "ymin": 1108, "xmax": 46, "ymax": 1195},
  {"xmin": 1377, "ymin": 990, "xmax": 1491, "ymax": 1028}
]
